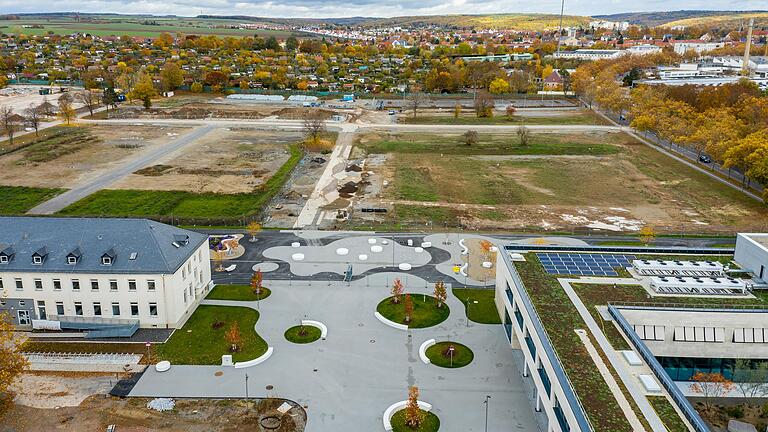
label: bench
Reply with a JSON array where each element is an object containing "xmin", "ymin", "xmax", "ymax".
[
  {"xmin": 301, "ymin": 320, "xmax": 328, "ymax": 340},
  {"xmin": 419, "ymin": 339, "xmax": 436, "ymax": 364},
  {"xmin": 234, "ymin": 347, "xmax": 274, "ymax": 369},
  {"xmin": 375, "ymin": 312, "xmax": 408, "ymax": 331}
]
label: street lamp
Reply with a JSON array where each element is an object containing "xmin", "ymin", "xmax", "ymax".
[
  {"xmin": 245, "ymin": 373, "xmax": 249, "ymax": 403},
  {"xmin": 484, "ymin": 395, "xmax": 492, "ymax": 432}
]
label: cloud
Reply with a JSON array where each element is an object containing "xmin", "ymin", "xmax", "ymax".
[{"xmin": 1, "ymin": 0, "xmax": 767, "ymax": 18}]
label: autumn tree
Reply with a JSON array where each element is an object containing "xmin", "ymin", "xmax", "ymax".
[
  {"xmin": 57, "ymin": 94, "xmax": 76, "ymax": 125},
  {"xmin": 474, "ymin": 91, "xmax": 494, "ymax": 118},
  {"xmin": 403, "ymin": 294, "xmax": 414, "ymax": 324},
  {"xmin": 391, "ymin": 278, "xmax": 404, "ymax": 303},
  {"xmin": 190, "ymin": 82, "xmax": 204, "ymax": 93},
  {"xmin": 1, "ymin": 106, "xmax": 17, "ymax": 145},
  {"xmin": 251, "ymin": 269, "xmax": 264, "ymax": 297},
  {"xmin": 488, "ymin": 77, "xmax": 510, "ymax": 94},
  {"xmin": 638, "ymin": 226, "xmax": 655, "ymax": 246},
  {"xmin": 24, "ymin": 104, "xmax": 42, "ymax": 136},
  {"xmin": 301, "ymin": 109, "xmax": 327, "ymax": 149},
  {"xmin": 453, "ymin": 103, "xmax": 461, "ymax": 119},
  {"xmin": 247, "ymin": 221, "xmax": 261, "ymax": 242},
  {"xmin": 76, "ymin": 90, "xmax": 100, "ymax": 116},
  {"xmin": 433, "ymin": 280, "xmax": 447, "ymax": 308},
  {"xmin": 129, "ymin": 73, "xmax": 157, "ymax": 109},
  {"xmin": 405, "ymin": 92, "xmax": 430, "ymax": 118},
  {"xmin": 505, "ymin": 105, "xmax": 516, "ymax": 119},
  {"xmin": 159, "ymin": 61, "xmax": 184, "ymax": 92},
  {"xmin": 405, "ymin": 386, "xmax": 424, "ymax": 428},
  {"xmin": 517, "ymin": 125, "xmax": 530, "ymax": 146},
  {"xmin": 0, "ymin": 312, "xmax": 28, "ymax": 414},
  {"xmin": 226, "ymin": 322, "xmax": 242, "ymax": 352},
  {"xmin": 690, "ymin": 372, "xmax": 734, "ymax": 411}
]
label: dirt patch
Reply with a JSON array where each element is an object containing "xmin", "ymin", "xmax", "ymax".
[
  {"xmin": 113, "ymin": 128, "xmax": 303, "ymax": 194},
  {"xmin": 11, "ymin": 372, "xmax": 115, "ymax": 409}
]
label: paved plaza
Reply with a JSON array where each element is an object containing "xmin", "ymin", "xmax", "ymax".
[{"xmin": 130, "ymin": 273, "xmax": 538, "ymax": 431}]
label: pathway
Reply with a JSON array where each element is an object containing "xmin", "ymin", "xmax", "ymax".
[
  {"xmin": 130, "ymin": 274, "xmax": 538, "ymax": 432},
  {"xmin": 27, "ymin": 125, "xmax": 215, "ymax": 214}
]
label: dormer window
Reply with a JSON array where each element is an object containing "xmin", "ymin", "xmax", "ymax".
[
  {"xmin": 31, "ymin": 246, "xmax": 48, "ymax": 265},
  {"xmin": 32, "ymin": 256, "xmax": 42, "ymax": 265},
  {"xmin": 0, "ymin": 245, "xmax": 15, "ymax": 264},
  {"xmin": 102, "ymin": 256, "xmax": 112, "ymax": 266},
  {"xmin": 101, "ymin": 247, "xmax": 116, "ymax": 266},
  {"xmin": 66, "ymin": 247, "xmax": 82, "ymax": 265},
  {"xmin": 0, "ymin": 255, "xmax": 7, "ymax": 264},
  {"xmin": 67, "ymin": 256, "xmax": 78, "ymax": 265}
]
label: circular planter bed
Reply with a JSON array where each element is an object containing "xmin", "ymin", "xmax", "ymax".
[
  {"xmin": 284, "ymin": 325, "xmax": 322, "ymax": 344},
  {"xmin": 390, "ymin": 409, "xmax": 440, "ymax": 432},
  {"xmin": 425, "ymin": 342, "xmax": 474, "ymax": 368},
  {"xmin": 376, "ymin": 294, "xmax": 450, "ymax": 329}
]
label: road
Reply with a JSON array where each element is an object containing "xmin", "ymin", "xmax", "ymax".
[{"xmin": 27, "ymin": 125, "xmax": 215, "ymax": 214}]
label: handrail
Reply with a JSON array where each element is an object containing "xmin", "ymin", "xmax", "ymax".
[
  {"xmin": 608, "ymin": 305, "xmax": 709, "ymax": 432},
  {"xmin": 608, "ymin": 301, "xmax": 768, "ymax": 312},
  {"xmin": 502, "ymin": 252, "xmax": 595, "ymax": 432},
  {"xmin": 504, "ymin": 244, "xmax": 733, "ymax": 255}
]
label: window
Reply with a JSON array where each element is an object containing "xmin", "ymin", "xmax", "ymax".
[
  {"xmin": 32, "ymin": 255, "xmax": 42, "ymax": 265},
  {"xmin": 15, "ymin": 278, "xmax": 23, "ymax": 291},
  {"xmin": 149, "ymin": 303, "xmax": 158, "ymax": 316},
  {"xmin": 52, "ymin": 279, "xmax": 61, "ymax": 291},
  {"xmin": 67, "ymin": 256, "xmax": 77, "ymax": 265},
  {"xmin": 183, "ymin": 290, "xmax": 187, "ymax": 303},
  {"xmin": 93, "ymin": 302, "xmax": 102, "ymax": 316},
  {"xmin": 18, "ymin": 300, "xmax": 25, "ymax": 307},
  {"xmin": 72, "ymin": 279, "xmax": 80, "ymax": 291},
  {"xmin": 0, "ymin": 278, "xmax": 3, "ymax": 289},
  {"xmin": 0, "ymin": 255, "xmax": 7, "ymax": 264},
  {"xmin": 90, "ymin": 279, "xmax": 98, "ymax": 291},
  {"xmin": 37, "ymin": 302, "xmax": 46, "ymax": 320},
  {"xmin": 111, "ymin": 303, "xmax": 120, "ymax": 316},
  {"xmin": 130, "ymin": 302, "xmax": 139, "ymax": 316},
  {"xmin": 102, "ymin": 256, "xmax": 112, "ymax": 266},
  {"xmin": 56, "ymin": 302, "xmax": 64, "ymax": 315},
  {"xmin": 74, "ymin": 302, "xmax": 83, "ymax": 316},
  {"xmin": 147, "ymin": 280, "xmax": 156, "ymax": 291},
  {"xmin": 128, "ymin": 280, "xmax": 137, "ymax": 291},
  {"xmin": 35, "ymin": 279, "xmax": 44, "ymax": 291},
  {"xmin": 109, "ymin": 280, "xmax": 118, "ymax": 291}
]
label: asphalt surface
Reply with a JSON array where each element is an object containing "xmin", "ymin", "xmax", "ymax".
[{"xmin": 27, "ymin": 125, "xmax": 215, "ymax": 214}]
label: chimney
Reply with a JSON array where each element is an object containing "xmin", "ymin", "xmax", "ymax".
[{"xmin": 742, "ymin": 18, "xmax": 754, "ymax": 77}]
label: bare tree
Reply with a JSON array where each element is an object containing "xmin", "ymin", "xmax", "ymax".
[
  {"xmin": 462, "ymin": 130, "xmax": 478, "ymax": 146},
  {"xmin": 24, "ymin": 103, "xmax": 42, "ymax": 137},
  {"xmin": 517, "ymin": 125, "xmax": 530, "ymax": 146},
  {"xmin": 301, "ymin": 109, "xmax": 327, "ymax": 149},
  {"xmin": 1, "ymin": 106, "xmax": 17, "ymax": 146},
  {"xmin": 405, "ymin": 92, "xmax": 430, "ymax": 119},
  {"xmin": 77, "ymin": 90, "xmax": 100, "ymax": 117},
  {"xmin": 733, "ymin": 360, "xmax": 768, "ymax": 405},
  {"xmin": 474, "ymin": 91, "xmax": 494, "ymax": 118}
]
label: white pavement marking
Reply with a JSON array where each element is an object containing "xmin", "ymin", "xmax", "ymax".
[
  {"xmin": 27, "ymin": 125, "xmax": 215, "ymax": 214},
  {"xmin": 560, "ymin": 278, "xmax": 667, "ymax": 432},
  {"xmin": 575, "ymin": 329, "xmax": 647, "ymax": 432}
]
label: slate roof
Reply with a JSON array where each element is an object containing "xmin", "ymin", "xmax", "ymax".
[{"xmin": 0, "ymin": 217, "xmax": 207, "ymax": 274}]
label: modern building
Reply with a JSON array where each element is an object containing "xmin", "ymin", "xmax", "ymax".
[
  {"xmin": 735, "ymin": 233, "xmax": 768, "ymax": 283},
  {"xmin": 672, "ymin": 40, "xmax": 725, "ymax": 55},
  {"xmin": 0, "ymin": 217, "xmax": 211, "ymax": 336}
]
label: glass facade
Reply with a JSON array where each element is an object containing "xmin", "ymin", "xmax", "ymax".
[
  {"xmin": 504, "ymin": 310, "xmax": 512, "ymax": 341},
  {"xmin": 657, "ymin": 356, "xmax": 768, "ymax": 382},
  {"xmin": 525, "ymin": 333, "xmax": 537, "ymax": 360}
]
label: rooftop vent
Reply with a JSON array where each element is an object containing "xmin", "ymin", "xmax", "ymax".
[{"xmin": 129, "ymin": 252, "xmax": 138, "ymax": 260}]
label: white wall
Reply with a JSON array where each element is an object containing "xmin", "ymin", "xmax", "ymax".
[{"xmin": 735, "ymin": 233, "xmax": 768, "ymax": 281}]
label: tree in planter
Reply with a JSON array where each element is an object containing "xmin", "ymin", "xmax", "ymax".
[
  {"xmin": 403, "ymin": 294, "xmax": 414, "ymax": 324},
  {"xmin": 479, "ymin": 239, "xmax": 493, "ymax": 261},
  {"xmin": 433, "ymin": 280, "xmax": 447, "ymax": 308},
  {"xmin": 225, "ymin": 322, "xmax": 242, "ymax": 353},
  {"xmin": 405, "ymin": 386, "xmax": 424, "ymax": 428},
  {"xmin": 247, "ymin": 221, "xmax": 262, "ymax": 242},
  {"xmin": 690, "ymin": 372, "xmax": 734, "ymax": 411},
  {"xmin": 391, "ymin": 279, "xmax": 404, "ymax": 303},
  {"xmin": 251, "ymin": 269, "xmax": 264, "ymax": 297}
]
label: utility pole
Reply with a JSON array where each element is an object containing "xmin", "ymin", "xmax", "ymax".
[
  {"xmin": 555, "ymin": 0, "xmax": 566, "ymax": 58},
  {"xmin": 742, "ymin": 18, "xmax": 754, "ymax": 77}
]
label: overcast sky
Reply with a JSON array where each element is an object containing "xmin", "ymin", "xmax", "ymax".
[{"xmin": 1, "ymin": 0, "xmax": 765, "ymax": 18}]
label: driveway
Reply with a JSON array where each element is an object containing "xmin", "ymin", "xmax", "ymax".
[{"xmin": 130, "ymin": 273, "xmax": 538, "ymax": 432}]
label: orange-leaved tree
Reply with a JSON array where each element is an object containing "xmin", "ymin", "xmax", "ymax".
[
  {"xmin": 391, "ymin": 278, "xmax": 404, "ymax": 304},
  {"xmin": 690, "ymin": 371, "xmax": 734, "ymax": 411},
  {"xmin": 433, "ymin": 279, "xmax": 447, "ymax": 308}
]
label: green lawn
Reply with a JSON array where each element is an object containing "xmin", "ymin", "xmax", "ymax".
[
  {"xmin": 0, "ymin": 186, "xmax": 65, "ymax": 214},
  {"xmin": 425, "ymin": 342, "xmax": 474, "ymax": 368},
  {"xmin": 648, "ymin": 396, "xmax": 689, "ymax": 432},
  {"xmin": 358, "ymin": 132, "xmax": 620, "ymax": 156},
  {"xmin": 390, "ymin": 410, "xmax": 440, "ymax": 432},
  {"xmin": 401, "ymin": 111, "xmax": 608, "ymax": 126},
  {"xmin": 284, "ymin": 325, "xmax": 322, "ymax": 344},
  {"xmin": 156, "ymin": 305, "xmax": 266, "ymax": 365},
  {"xmin": 57, "ymin": 144, "xmax": 303, "ymax": 222},
  {"xmin": 206, "ymin": 284, "xmax": 271, "ymax": 301},
  {"xmin": 377, "ymin": 294, "xmax": 450, "ymax": 328},
  {"xmin": 452, "ymin": 289, "xmax": 501, "ymax": 324}
]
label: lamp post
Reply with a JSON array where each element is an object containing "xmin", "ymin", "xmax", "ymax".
[
  {"xmin": 484, "ymin": 395, "xmax": 491, "ymax": 432},
  {"xmin": 245, "ymin": 373, "xmax": 249, "ymax": 403}
]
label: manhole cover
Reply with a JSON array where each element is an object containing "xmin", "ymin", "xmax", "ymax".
[
  {"xmin": 260, "ymin": 416, "xmax": 281, "ymax": 430},
  {"xmin": 266, "ymin": 385, "xmax": 274, "ymax": 390},
  {"xmin": 214, "ymin": 371, "xmax": 223, "ymax": 377}
]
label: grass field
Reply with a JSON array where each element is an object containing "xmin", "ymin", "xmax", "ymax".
[
  {"xmin": 0, "ymin": 126, "xmax": 72, "ymax": 156},
  {"xmin": 377, "ymin": 294, "xmax": 451, "ymax": 328},
  {"xmin": 57, "ymin": 143, "xmax": 303, "ymax": 221},
  {"xmin": 401, "ymin": 111, "xmax": 608, "ymax": 126},
  {"xmin": 452, "ymin": 288, "xmax": 501, "ymax": 324},
  {"xmin": 206, "ymin": 284, "xmax": 271, "ymax": 301},
  {"xmin": 357, "ymin": 131, "xmax": 768, "ymax": 233},
  {"xmin": 0, "ymin": 185, "xmax": 64, "ymax": 214},
  {"xmin": 156, "ymin": 305, "xmax": 266, "ymax": 365},
  {"xmin": 0, "ymin": 16, "xmax": 308, "ymax": 38},
  {"xmin": 425, "ymin": 341, "xmax": 474, "ymax": 368}
]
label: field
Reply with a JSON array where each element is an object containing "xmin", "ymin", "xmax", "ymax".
[
  {"xmin": 0, "ymin": 186, "xmax": 65, "ymax": 214},
  {"xmin": 0, "ymin": 124, "xmax": 191, "ymax": 189},
  {"xmin": 350, "ymin": 130, "xmax": 768, "ymax": 233},
  {"xmin": 113, "ymin": 128, "xmax": 303, "ymax": 194},
  {"xmin": 0, "ymin": 16, "xmax": 308, "ymax": 38},
  {"xmin": 401, "ymin": 109, "xmax": 609, "ymax": 126}
]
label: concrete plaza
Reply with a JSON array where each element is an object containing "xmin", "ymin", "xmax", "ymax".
[{"xmin": 130, "ymin": 273, "xmax": 538, "ymax": 431}]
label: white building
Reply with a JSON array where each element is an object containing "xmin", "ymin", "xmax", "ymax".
[
  {"xmin": 626, "ymin": 44, "xmax": 662, "ymax": 56},
  {"xmin": 553, "ymin": 49, "xmax": 626, "ymax": 60},
  {"xmin": 0, "ymin": 217, "xmax": 211, "ymax": 336},
  {"xmin": 589, "ymin": 20, "xmax": 630, "ymax": 31},
  {"xmin": 673, "ymin": 41, "xmax": 725, "ymax": 55},
  {"xmin": 735, "ymin": 233, "xmax": 768, "ymax": 282}
]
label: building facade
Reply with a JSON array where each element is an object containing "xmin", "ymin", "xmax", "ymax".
[
  {"xmin": 0, "ymin": 217, "xmax": 211, "ymax": 331},
  {"xmin": 735, "ymin": 233, "xmax": 768, "ymax": 282}
]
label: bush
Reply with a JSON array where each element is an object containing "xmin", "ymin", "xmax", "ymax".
[{"xmin": 724, "ymin": 405, "xmax": 744, "ymax": 419}]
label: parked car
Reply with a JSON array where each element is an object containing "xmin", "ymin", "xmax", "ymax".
[
  {"xmin": 388, "ymin": 110, "xmax": 396, "ymax": 115},
  {"xmin": 699, "ymin": 155, "xmax": 712, "ymax": 164}
]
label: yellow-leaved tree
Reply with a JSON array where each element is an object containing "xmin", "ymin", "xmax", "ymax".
[{"xmin": 0, "ymin": 311, "xmax": 28, "ymax": 415}]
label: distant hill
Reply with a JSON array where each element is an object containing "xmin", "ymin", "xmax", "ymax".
[
  {"xmin": 352, "ymin": 14, "xmax": 590, "ymax": 30},
  {"xmin": 595, "ymin": 10, "xmax": 768, "ymax": 27}
]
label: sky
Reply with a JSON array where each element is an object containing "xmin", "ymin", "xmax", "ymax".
[{"xmin": 0, "ymin": 0, "xmax": 766, "ymax": 19}]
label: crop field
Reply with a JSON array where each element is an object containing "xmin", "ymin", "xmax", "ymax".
[
  {"xmin": 0, "ymin": 16, "xmax": 308, "ymax": 38},
  {"xmin": 351, "ymin": 130, "xmax": 768, "ymax": 233}
]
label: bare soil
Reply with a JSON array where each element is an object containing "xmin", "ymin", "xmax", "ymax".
[{"xmin": 113, "ymin": 128, "xmax": 303, "ymax": 194}]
